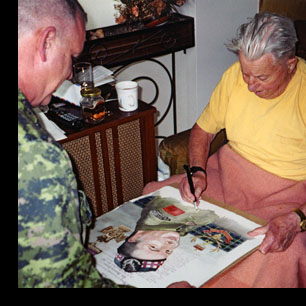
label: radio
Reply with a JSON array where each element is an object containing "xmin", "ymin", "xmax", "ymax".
[{"xmin": 48, "ymin": 100, "xmax": 84, "ymax": 130}]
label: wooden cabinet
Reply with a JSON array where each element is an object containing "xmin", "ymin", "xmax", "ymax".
[{"xmin": 55, "ymin": 100, "xmax": 157, "ymax": 217}]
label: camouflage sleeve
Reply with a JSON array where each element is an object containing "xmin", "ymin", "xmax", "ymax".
[{"xmin": 18, "ymin": 138, "xmax": 132, "ymax": 288}]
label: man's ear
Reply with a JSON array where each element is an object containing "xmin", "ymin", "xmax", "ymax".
[
  {"xmin": 128, "ymin": 231, "xmax": 145, "ymax": 243},
  {"xmin": 287, "ymin": 57, "xmax": 298, "ymax": 73},
  {"xmin": 39, "ymin": 26, "xmax": 56, "ymax": 62}
]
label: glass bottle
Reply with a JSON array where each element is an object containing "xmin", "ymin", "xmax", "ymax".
[{"xmin": 80, "ymin": 87, "xmax": 106, "ymax": 124}]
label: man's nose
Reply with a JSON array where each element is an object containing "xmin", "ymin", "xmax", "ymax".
[
  {"xmin": 67, "ymin": 71, "xmax": 73, "ymax": 81},
  {"xmin": 247, "ymin": 76, "xmax": 259, "ymax": 92},
  {"xmin": 161, "ymin": 242, "xmax": 177, "ymax": 256},
  {"xmin": 162, "ymin": 248, "xmax": 173, "ymax": 257}
]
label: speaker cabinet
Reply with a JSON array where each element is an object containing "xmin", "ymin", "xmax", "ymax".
[{"xmin": 59, "ymin": 101, "xmax": 157, "ymax": 217}]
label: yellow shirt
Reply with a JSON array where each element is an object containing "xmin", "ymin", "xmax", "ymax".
[{"xmin": 197, "ymin": 57, "xmax": 306, "ymax": 181}]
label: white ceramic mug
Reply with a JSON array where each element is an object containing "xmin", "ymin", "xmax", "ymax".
[{"xmin": 115, "ymin": 81, "xmax": 138, "ymax": 112}]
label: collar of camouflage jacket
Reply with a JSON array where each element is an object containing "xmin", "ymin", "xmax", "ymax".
[{"xmin": 18, "ymin": 89, "xmax": 39, "ymax": 125}]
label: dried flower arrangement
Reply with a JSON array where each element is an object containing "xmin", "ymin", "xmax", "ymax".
[{"xmin": 114, "ymin": 0, "xmax": 186, "ymax": 25}]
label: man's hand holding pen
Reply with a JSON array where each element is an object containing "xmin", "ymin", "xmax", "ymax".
[{"xmin": 181, "ymin": 165, "xmax": 207, "ymax": 209}]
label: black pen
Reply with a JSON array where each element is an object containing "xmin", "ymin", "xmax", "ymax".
[{"xmin": 183, "ymin": 165, "xmax": 198, "ymax": 210}]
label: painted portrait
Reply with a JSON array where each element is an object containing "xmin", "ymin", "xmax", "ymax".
[{"xmin": 114, "ymin": 196, "xmax": 219, "ymax": 272}]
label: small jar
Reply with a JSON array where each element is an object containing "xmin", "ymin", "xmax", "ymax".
[{"xmin": 80, "ymin": 87, "xmax": 106, "ymax": 124}]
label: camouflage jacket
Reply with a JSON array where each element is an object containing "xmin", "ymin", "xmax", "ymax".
[{"xmin": 18, "ymin": 90, "xmax": 131, "ymax": 288}]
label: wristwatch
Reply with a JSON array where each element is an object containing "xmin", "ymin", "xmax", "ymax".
[
  {"xmin": 189, "ymin": 166, "xmax": 207, "ymax": 177},
  {"xmin": 293, "ymin": 208, "xmax": 306, "ymax": 232}
]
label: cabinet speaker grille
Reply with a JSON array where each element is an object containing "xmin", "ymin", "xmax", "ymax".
[
  {"xmin": 62, "ymin": 119, "xmax": 145, "ymax": 216},
  {"xmin": 118, "ymin": 120, "xmax": 144, "ymax": 202},
  {"xmin": 62, "ymin": 136, "xmax": 97, "ymax": 213}
]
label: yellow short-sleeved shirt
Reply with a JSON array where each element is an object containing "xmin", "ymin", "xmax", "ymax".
[{"xmin": 197, "ymin": 57, "xmax": 306, "ymax": 181}]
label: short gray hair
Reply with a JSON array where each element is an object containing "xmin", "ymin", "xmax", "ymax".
[
  {"xmin": 18, "ymin": 0, "xmax": 87, "ymax": 38},
  {"xmin": 226, "ymin": 12, "xmax": 298, "ymax": 61}
]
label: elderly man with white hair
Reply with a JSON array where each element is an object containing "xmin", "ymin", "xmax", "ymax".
[{"xmin": 144, "ymin": 12, "xmax": 306, "ymax": 288}]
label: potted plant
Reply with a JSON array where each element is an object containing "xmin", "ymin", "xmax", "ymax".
[{"xmin": 114, "ymin": 0, "xmax": 186, "ymax": 26}]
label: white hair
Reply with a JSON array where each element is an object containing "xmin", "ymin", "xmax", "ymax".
[
  {"xmin": 226, "ymin": 12, "xmax": 298, "ymax": 61},
  {"xmin": 18, "ymin": 0, "xmax": 87, "ymax": 39}
]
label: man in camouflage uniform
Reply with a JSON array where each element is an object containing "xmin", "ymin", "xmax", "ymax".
[{"xmin": 18, "ymin": 0, "xmax": 131, "ymax": 288}]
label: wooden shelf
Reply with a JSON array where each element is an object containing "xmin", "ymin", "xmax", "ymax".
[{"xmin": 77, "ymin": 13, "xmax": 195, "ymax": 68}]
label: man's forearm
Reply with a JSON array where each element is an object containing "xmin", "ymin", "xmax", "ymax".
[{"xmin": 188, "ymin": 123, "xmax": 215, "ymax": 169}]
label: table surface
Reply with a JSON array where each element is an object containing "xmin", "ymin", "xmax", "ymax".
[{"xmin": 49, "ymin": 95, "xmax": 156, "ymax": 138}]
